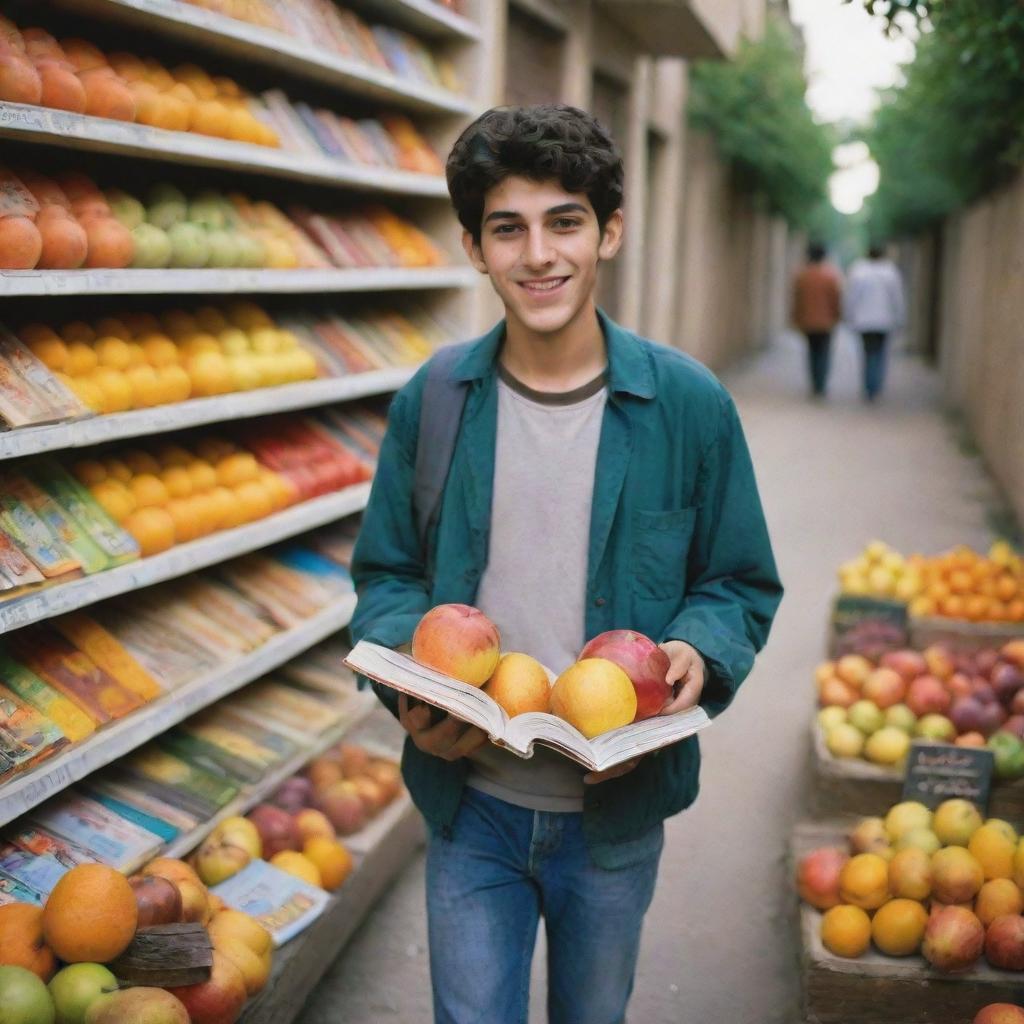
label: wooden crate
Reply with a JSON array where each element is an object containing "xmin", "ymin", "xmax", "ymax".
[
  {"xmin": 809, "ymin": 724, "xmax": 1024, "ymax": 823},
  {"xmin": 792, "ymin": 822, "xmax": 1024, "ymax": 1024},
  {"xmin": 910, "ymin": 616, "xmax": 1024, "ymax": 654}
]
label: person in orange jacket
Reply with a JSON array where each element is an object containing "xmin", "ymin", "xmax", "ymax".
[{"xmin": 791, "ymin": 242, "xmax": 843, "ymax": 398}]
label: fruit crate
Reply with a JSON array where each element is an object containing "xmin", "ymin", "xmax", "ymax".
[
  {"xmin": 808, "ymin": 723, "xmax": 1024, "ymax": 823},
  {"xmin": 792, "ymin": 821, "xmax": 1023, "ymax": 1024},
  {"xmin": 910, "ymin": 617, "xmax": 1024, "ymax": 655}
]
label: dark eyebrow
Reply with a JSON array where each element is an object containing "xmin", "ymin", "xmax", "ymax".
[{"xmin": 483, "ymin": 202, "xmax": 589, "ymax": 224}]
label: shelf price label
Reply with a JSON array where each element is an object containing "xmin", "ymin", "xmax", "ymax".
[{"xmin": 902, "ymin": 742, "xmax": 994, "ymax": 812}]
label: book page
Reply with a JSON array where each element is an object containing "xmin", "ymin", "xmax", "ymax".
[{"xmin": 344, "ymin": 642, "xmax": 507, "ymax": 738}]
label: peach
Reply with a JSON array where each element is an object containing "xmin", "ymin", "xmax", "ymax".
[
  {"xmin": 214, "ymin": 937, "xmax": 270, "ymax": 996},
  {"xmin": 55, "ymin": 171, "xmax": 102, "ymax": 203},
  {"xmin": 906, "ymin": 674, "xmax": 952, "ymax": 717},
  {"xmin": 82, "ymin": 216, "xmax": 134, "ymax": 268},
  {"xmin": 175, "ymin": 880, "xmax": 210, "ymax": 925},
  {"xmin": 194, "ymin": 836, "xmax": 251, "ymax": 886},
  {"xmin": 923, "ymin": 644, "xmax": 956, "ymax": 681},
  {"xmin": 61, "ymin": 38, "xmax": 107, "ymax": 72},
  {"xmin": 303, "ymin": 837, "xmax": 353, "ymax": 891},
  {"xmin": 36, "ymin": 207, "xmax": 87, "ymax": 268},
  {"xmin": 975, "ymin": 878, "xmax": 1024, "ymax": 926},
  {"xmin": 849, "ymin": 817, "xmax": 891, "ymax": 856},
  {"xmin": 932, "ymin": 846, "xmax": 985, "ymax": 904},
  {"xmin": 17, "ymin": 171, "xmax": 70, "ymax": 208},
  {"xmin": 316, "ymin": 780, "xmax": 366, "ymax": 835},
  {"xmin": 143, "ymin": 856, "xmax": 202, "ymax": 888},
  {"xmin": 207, "ymin": 909, "xmax": 272, "ymax": 957},
  {"xmin": 166, "ymin": 951, "xmax": 247, "ymax": 1024},
  {"xmin": 85, "ymin": 987, "xmax": 190, "ymax": 1024},
  {"xmin": 796, "ymin": 847, "xmax": 847, "ymax": 910},
  {"xmin": 922, "ymin": 905, "xmax": 984, "ymax": 973},
  {"xmin": 984, "ymin": 914, "xmax": 1024, "ymax": 971},
  {"xmin": 975, "ymin": 1006, "xmax": 1024, "ymax": 1024},
  {"xmin": 0, "ymin": 215, "xmax": 42, "ymax": 269},
  {"xmin": 189, "ymin": 99, "xmax": 231, "ymax": 137},
  {"xmin": 578, "ymin": 630, "xmax": 670, "ymax": 720},
  {"xmin": 861, "ymin": 667, "xmax": 906, "ymax": 709},
  {"xmin": 0, "ymin": 49, "xmax": 42, "ymax": 104},
  {"xmin": 306, "ymin": 757, "xmax": 343, "ymax": 792},
  {"xmin": 835, "ymin": 654, "xmax": 872, "ymax": 688},
  {"xmin": 411, "ymin": 604, "xmax": 501, "ymax": 686},
  {"xmin": 351, "ymin": 776, "xmax": 387, "ymax": 815},
  {"xmin": 0, "ymin": 17, "xmax": 24, "ymax": 51},
  {"xmin": 819, "ymin": 676, "xmax": 857, "ymax": 709},
  {"xmin": 78, "ymin": 67, "xmax": 135, "ymax": 121},
  {"xmin": 21, "ymin": 29, "xmax": 64, "ymax": 62},
  {"xmin": 880, "ymin": 649, "xmax": 928, "ymax": 683},
  {"xmin": 107, "ymin": 51, "xmax": 147, "ymax": 82},
  {"xmin": 338, "ymin": 743, "xmax": 370, "ymax": 776},
  {"xmin": 888, "ymin": 847, "xmax": 932, "ymax": 901},
  {"xmin": 294, "ymin": 809, "xmax": 335, "ymax": 844},
  {"xmin": 483, "ymin": 652, "xmax": 552, "ymax": 717},
  {"xmin": 35, "ymin": 58, "xmax": 86, "ymax": 112},
  {"xmin": 550, "ymin": 659, "xmax": 637, "ymax": 738},
  {"xmin": 365, "ymin": 760, "xmax": 402, "ymax": 803}
]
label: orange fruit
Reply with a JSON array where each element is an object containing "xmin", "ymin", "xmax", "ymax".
[
  {"xmin": 839, "ymin": 853, "xmax": 890, "ymax": 910},
  {"xmin": 165, "ymin": 498, "xmax": 200, "ymax": 543},
  {"xmin": 302, "ymin": 838, "xmax": 352, "ymax": 892},
  {"xmin": 159, "ymin": 364, "xmax": 192, "ymax": 403},
  {"xmin": 90, "ymin": 480, "xmax": 136, "ymax": 523},
  {"xmin": 196, "ymin": 437, "xmax": 236, "ymax": 463},
  {"xmin": 233, "ymin": 480, "xmax": 273, "ymax": 523},
  {"xmin": 940, "ymin": 595, "xmax": 966, "ymax": 620},
  {"xmin": 122, "ymin": 449, "xmax": 161, "ymax": 475},
  {"xmin": 124, "ymin": 507, "xmax": 176, "ymax": 556},
  {"xmin": 89, "ymin": 368, "xmax": 133, "ymax": 412},
  {"xmin": 161, "ymin": 466, "xmax": 194, "ymax": 499},
  {"xmin": 125, "ymin": 365, "xmax": 162, "ymax": 408},
  {"xmin": 65, "ymin": 340, "xmax": 98, "ymax": 376},
  {"xmin": 185, "ymin": 351, "xmax": 232, "ymax": 397},
  {"xmin": 948, "ymin": 569, "xmax": 974, "ymax": 595},
  {"xmin": 996, "ymin": 576, "xmax": 1019, "ymax": 602},
  {"xmin": 187, "ymin": 460, "xmax": 218, "ymax": 493},
  {"xmin": 205, "ymin": 486, "xmax": 235, "ymax": 530},
  {"xmin": 72, "ymin": 459, "xmax": 107, "ymax": 487},
  {"xmin": 94, "ymin": 335, "xmax": 132, "ymax": 370},
  {"xmin": 969, "ymin": 823, "xmax": 1016, "ymax": 880},
  {"xmin": 820, "ymin": 905, "xmax": 871, "ymax": 958},
  {"xmin": 42, "ymin": 864, "xmax": 138, "ymax": 963},
  {"xmin": 216, "ymin": 452, "xmax": 259, "ymax": 487},
  {"xmin": 268, "ymin": 851, "xmax": 321, "ymax": 888},
  {"xmin": 27, "ymin": 335, "xmax": 68, "ymax": 372},
  {"xmin": 139, "ymin": 332, "xmax": 179, "ymax": 367},
  {"xmin": 95, "ymin": 316, "xmax": 132, "ymax": 339},
  {"xmin": 871, "ymin": 898, "xmax": 927, "ymax": 956},
  {"xmin": 0, "ymin": 903, "xmax": 57, "ymax": 980},
  {"xmin": 103, "ymin": 458, "xmax": 132, "ymax": 483},
  {"xmin": 975, "ymin": 878, "xmax": 1024, "ymax": 926},
  {"xmin": 61, "ymin": 320, "xmax": 95, "ymax": 344},
  {"xmin": 129, "ymin": 473, "xmax": 170, "ymax": 508},
  {"xmin": 67, "ymin": 377, "xmax": 104, "ymax": 412},
  {"xmin": 156, "ymin": 444, "xmax": 194, "ymax": 468}
]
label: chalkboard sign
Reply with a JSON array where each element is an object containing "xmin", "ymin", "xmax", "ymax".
[
  {"xmin": 902, "ymin": 742, "xmax": 994, "ymax": 811},
  {"xmin": 829, "ymin": 595, "xmax": 909, "ymax": 656}
]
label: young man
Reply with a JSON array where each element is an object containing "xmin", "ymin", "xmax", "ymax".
[
  {"xmin": 350, "ymin": 105, "xmax": 782, "ymax": 1024},
  {"xmin": 792, "ymin": 242, "xmax": 842, "ymax": 398}
]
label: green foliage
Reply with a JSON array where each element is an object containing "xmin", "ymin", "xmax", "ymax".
[
  {"xmin": 687, "ymin": 21, "xmax": 834, "ymax": 229},
  {"xmin": 865, "ymin": 1, "xmax": 1024, "ymax": 238}
]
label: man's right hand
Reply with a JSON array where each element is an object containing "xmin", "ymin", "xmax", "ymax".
[{"xmin": 398, "ymin": 694, "xmax": 488, "ymax": 762}]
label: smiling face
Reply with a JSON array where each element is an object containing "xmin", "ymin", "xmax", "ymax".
[{"xmin": 462, "ymin": 175, "xmax": 623, "ymax": 341}]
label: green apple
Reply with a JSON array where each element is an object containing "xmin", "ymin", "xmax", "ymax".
[
  {"xmin": 167, "ymin": 223, "xmax": 210, "ymax": 268},
  {"xmin": 105, "ymin": 190, "xmax": 145, "ymax": 230},
  {"xmin": 218, "ymin": 328, "xmax": 250, "ymax": 355},
  {"xmin": 884, "ymin": 703, "xmax": 917, "ymax": 734},
  {"xmin": 147, "ymin": 184, "xmax": 188, "ymax": 230},
  {"xmin": 914, "ymin": 713, "xmax": 956, "ymax": 741},
  {"xmin": 130, "ymin": 224, "xmax": 172, "ymax": 268},
  {"xmin": 206, "ymin": 229, "xmax": 241, "ymax": 268},
  {"xmin": 48, "ymin": 964, "xmax": 117, "ymax": 1024},
  {"xmin": 188, "ymin": 194, "xmax": 228, "ymax": 230},
  {"xmin": 848, "ymin": 699, "xmax": 885, "ymax": 736},
  {"xmin": 234, "ymin": 233, "xmax": 266, "ymax": 268},
  {"xmin": 0, "ymin": 965, "xmax": 56, "ymax": 1024}
]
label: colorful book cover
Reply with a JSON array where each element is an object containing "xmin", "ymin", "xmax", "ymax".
[
  {"xmin": 3, "ymin": 472, "xmax": 109, "ymax": 575},
  {"xmin": 0, "ymin": 341, "xmax": 58, "ymax": 428},
  {"xmin": 9, "ymin": 627, "xmax": 145, "ymax": 724},
  {"xmin": 0, "ymin": 650, "xmax": 96, "ymax": 743},
  {"xmin": 175, "ymin": 579, "xmax": 277, "ymax": 650},
  {"xmin": 86, "ymin": 778, "xmax": 198, "ymax": 833},
  {"xmin": 111, "ymin": 769, "xmax": 223, "ymax": 822},
  {"xmin": 188, "ymin": 707, "xmax": 300, "ymax": 764},
  {"xmin": 0, "ymin": 826, "xmax": 95, "ymax": 897},
  {"xmin": 272, "ymin": 545, "xmax": 353, "ymax": 593},
  {"xmin": 292, "ymin": 103, "xmax": 345, "ymax": 159},
  {"xmin": 0, "ymin": 682, "xmax": 68, "ymax": 773},
  {"xmin": 0, "ymin": 328, "xmax": 87, "ymax": 422},
  {"xmin": 52, "ymin": 613, "xmax": 163, "ymax": 703},
  {"xmin": 0, "ymin": 868, "xmax": 43, "ymax": 906},
  {"xmin": 82, "ymin": 786, "xmax": 181, "ymax": 844},
  {"xmin": 177, "ymin": 718, "xmax": 282, "ymax": 772},
  {"xmin": 0, "ymin": 475, "xmax": 81, "ymax": 580},
  {"xmin": 26, "ymin": 461, "xmax": 139, "ymax": 566},
  {"xmin": 156, "ymin": 730, "xmax": 265, "ymax": 786},
  {"xmin": 228, "ymin": 680, "xmax": 344, "ymax": 736},
  {"xmin": 126, "ymin": 748, "xmax": 240, "ymax": 811},
  {"xmin": 0, "ymin": 529, "xmax": 45, "ymax": 598},
  {"xmin": 213, "ymin": 859, "xmax": 331, "ymax": 947},
  {"xmin": 29, "ymin": 793, "xmax": 163, "ymax": 872}
]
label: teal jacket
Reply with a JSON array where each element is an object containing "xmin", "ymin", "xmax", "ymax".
[{"xmin": 350, "ymin": 311, "xmax": 782, "ymax": 867}]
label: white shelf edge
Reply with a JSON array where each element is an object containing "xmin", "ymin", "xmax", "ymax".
[
  {"xmin": 0, "ymin": 367, "xmax": 416, "ymax": 461},
  {"xmin": 349, "ymin": 0, "xmax": 480, "ymax": 40},
  {"xmin": 0, "ymin": 266, "xmax": 478, "ymax": 298},
  {"xmin": 0, "ymin": 593, "xmax": 358, "ymax": 827},
  {"xmin": 161, "ymin": 692, "xmax": 380, "ymax": 860},
  {"xmin": 0, "ymin": 103, "xmax": 450, "ymax": 198},
  {"xmin": 62, "ymin": 0, "xmax": 472, "ymax": 115},
  {"xmin": 0, "ymin": 482, "xmax": 370, "ymax": 634}
]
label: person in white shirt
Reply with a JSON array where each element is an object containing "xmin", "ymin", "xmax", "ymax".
[{"xmin": 843, "ymin": 244, "xmax": 906, "ymax": 401}]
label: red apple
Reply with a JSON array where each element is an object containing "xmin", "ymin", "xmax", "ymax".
[
  {"xmin": 985, "ymin": 915, "xmax": 1024, "ymax": 971},
  {"xmin": 129, "ymin": 874, "xmax": 183, "ymax": 928},
  {"xmin": 247, "ymin": 804, "xmax": 299, "ymax": 858},
  {"xmin": 796, "ymin": 847, "xmax": 848, "ymax": 910},
  {"xmin": 578, "ymin": 629, "xmax": 671, "ymax": 721},
  {"xmin": 167, "ymin": 950, "xmax": 247, "ymax": 1024},
  {"xmin": 880, "ymin": 649, "xmax": 928, "ymax": 683},
  {"xmin": 906, "ymin": 674, "xmax": 952, "ymax": 717}
]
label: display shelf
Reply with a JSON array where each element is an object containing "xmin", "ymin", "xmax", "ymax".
[
  {"xmin": 160, "ymin": 692, "xmax": 381, "ymax": 860},
  {"xmin": 0, "ymin": 103, "xmax": 449, "ymax": 198},
  {"xmin": 792, "ymin": 821, "xmax": 1023, "ymax": 1023},
  {"xmin": 348, "ymin": 0, "xmax": 480, "ymax": 39},
  {"xmin": 0, "ymin": 367, "xmax": 416, "ymax": 461},
  {"xmin": 0, "ymin": 266, "xmax": 477, "ymax": 298},
  {"xmin": 57, "ymin": 0, "xmax": 473, "ymax": 115},
  {"xmin": 0, "ymin": 593, "xmax": 358, "ymax": 828},
  {"xmin": 0, "ymin": 483, "xmax": 370, "ymax": 635},
  {"xmin": 240, "ymin": 793, "xmax": 424, "ymax": 1024}
]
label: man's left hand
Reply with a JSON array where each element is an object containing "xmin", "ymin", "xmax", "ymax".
[{"xmin": 658, "ymin": 640, "xmax": 705, "ymax": 715}]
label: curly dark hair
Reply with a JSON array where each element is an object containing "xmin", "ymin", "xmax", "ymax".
[{"xmin": 446, "ymin": 105, "xmax": 624, "ymax": 242}]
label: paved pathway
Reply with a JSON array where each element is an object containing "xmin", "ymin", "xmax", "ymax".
[{"xmin": 297, "ymin": 328, "xmax": 1002, "ymax": 1024}]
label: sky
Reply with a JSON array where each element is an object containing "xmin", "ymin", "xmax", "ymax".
[{"xmin": 787, "ymin": 0, "xmax": 918, "ymax": 214}]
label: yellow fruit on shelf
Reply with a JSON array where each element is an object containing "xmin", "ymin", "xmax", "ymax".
[
  {"xmin": 139, "ymin": 333, "xmax": 179, "ymax": 368},
  {"xmin": 186, "ymin": 460, "xmax": 218, "ymax": 493},
  {"xmin": 227, "ymin": 354, "xmax": 261, "ymax": 392},
  {"xmin": 125, "ymin": 365, "xmax": 163, "ymax": 408},
  {"xmin": 205, "ymin": 486, "xmax": 235, "ymax": 530},
  {"xmin": 233, "ymin": 480, "xmax": 273, "ymax": 523},
  {"xmin": 302, "ymin": 838, "xmax": 353, "ymax": 891},
  {"xmin": 165, "ymin": 497, "xmax": 201, "ymax": 543},
  {"xmin": 65, "ymin": 340, "xmax": 99, "ymax": 377},
  {"xmin": 269, "ymin": 851, "xmax": 321, "ymax": 888},
  {"xmin": 89, "ymin": 368, "xmax": 133, "ymax": 413},
  {"xmin": 90, "ymin": 480, "xmax": 136, "ymax": 523},
  {"xmin": 104, "ymin": 458, "xmax": 133, "ymax": 483},
  {"xmin": 162, "ymin": 310, "xmax": 198, "ymax": 336},
  {"xmin": 94, "ymin": 336, "xmax": 133, "ymax": 371},
  {"xmin": 124, "ymin": 507, "xmax": 176, "ymax": 556},
  {"xmin": 27, "ymin": 335, "xmax": 69, "ymax": 372},
  {"xmin": 95, "ymin": 317, "xmax": 132, "ymax": 339},
  {"xmin": 130, "ymin": 473, "xmax": 171, "ymax": 508},
  {"xmin": 123, "ymin": 450, "xmax": 162, "ymax": 476},
  {"xmin": 161, "ymin": 466, "xmax": 194, "ymax": 499},
  {"xmin": 157, "ymin": 444, "xmax": 194, "ymax": 468},
  {"xmin": 73, "ymin": 460, "xmax": 107, "ymax": 487},
  {"xmin": 159, "ymin": 365, "xmax": 193, "ymax": 403},
  {"xmin": 820, "ymin": 905, "xmax": 871, "ymax": 958},
  {"xmin": 216, "ymin": 452, "xmax": 259, "ymax": 487},
  {"xmin": 66, "ymin": 377, "xmax": 104, "ymax": 411},
  {"xmin": 178, "ymin": 332, "xmax": 222, "ymax": 359},
  {"xmin": 61, "ymin": 321, "xmax": 95, "ymax": 344},
  {"xmin": 195, "ymin": 306, "xmax": 230, "ymax": 333},
  {"xmin": 186, "ymin": 351, "xmax": 233, "ymax": 397}
]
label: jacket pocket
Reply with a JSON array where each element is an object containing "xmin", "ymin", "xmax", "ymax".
[{"xmin": 631, "ymin": 507, "xmax": 697, "ymax": 600}]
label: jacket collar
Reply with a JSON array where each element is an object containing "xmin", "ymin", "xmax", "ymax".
[{"xmin": 449, "ymin": 308, "xmax": 656, "ymax": 401}]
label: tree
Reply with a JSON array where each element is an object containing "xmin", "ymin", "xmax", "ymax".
[{"xmin": 687, "ymin": 21, "xmax": 834, "ymax": 229}]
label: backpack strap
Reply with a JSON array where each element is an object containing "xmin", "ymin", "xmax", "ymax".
[{"xmin": 414, "ymin": 342, "xmax": 471, "ymax": 553}]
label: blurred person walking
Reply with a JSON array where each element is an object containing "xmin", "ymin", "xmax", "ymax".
[
  {"xmin": 791, "ymin": 242, "xmax": 842, "ymax": 398},
  {"xmin": 844, "ymin": 244, "xmax": 906, "ymax": 402}
]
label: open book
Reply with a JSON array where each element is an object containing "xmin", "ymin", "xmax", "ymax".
[{"xmin": 344, "ymin": 641, "xmax": 712, "ymax": 772}]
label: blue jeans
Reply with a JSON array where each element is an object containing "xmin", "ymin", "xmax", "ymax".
[
  {"xmin": 804, "ymin": 331, "xmax": 832, "ymax": 395},
  {"xmin": 860, "ymin": 331, "xmax": 888, "ymax": 399},
  {"xmin": 426, "ymin": 788, "xmax": 664, "ymax": 1024}
]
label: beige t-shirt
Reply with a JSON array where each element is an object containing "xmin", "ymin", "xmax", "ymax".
[{"xmin": 466, "ymin": 362, "xmax": 607, "ymax": 812}]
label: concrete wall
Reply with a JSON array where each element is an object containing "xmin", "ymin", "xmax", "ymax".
[
  {"xmin": 910, "ymin": 172, "xmax": 1024, "ymax": 523},
  {"xmin": 461, "ymin": 0, "xmax": 790, "ymax": 371}
]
